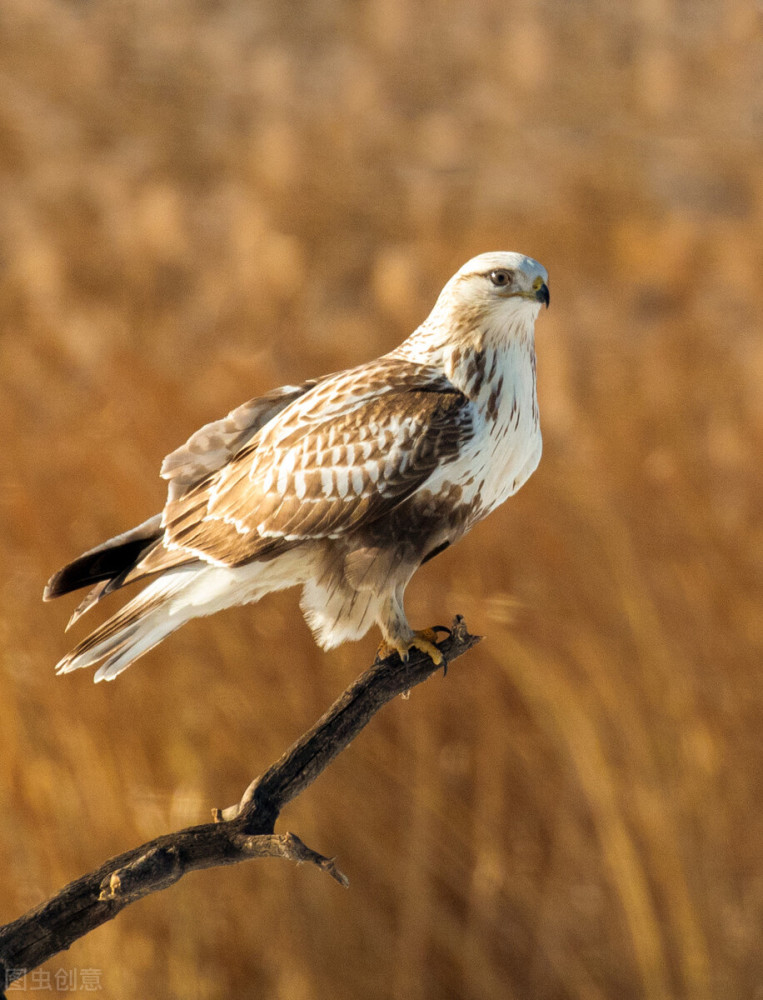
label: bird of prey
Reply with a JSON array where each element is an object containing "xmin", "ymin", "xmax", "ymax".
[{"xmin": 45, "ymin": 251, "xmax": 549, "ymax": 681}]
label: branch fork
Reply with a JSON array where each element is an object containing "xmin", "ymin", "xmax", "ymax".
[{"xmin": 0, "ymin": 616, "xmax": 480, "ymax": 991}]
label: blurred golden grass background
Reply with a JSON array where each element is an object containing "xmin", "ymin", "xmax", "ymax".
[{"xmin": 1, "ymin": 1, "xmax": 761, "ymax": 997}]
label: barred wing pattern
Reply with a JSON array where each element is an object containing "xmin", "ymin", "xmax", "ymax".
[
  {"xmin": 151, "ymin": 360, "xmax": 474, "ymax": 569},
  {"xmin": 160, "ymin": 381, "xmax": 321, "ymax": 501}
]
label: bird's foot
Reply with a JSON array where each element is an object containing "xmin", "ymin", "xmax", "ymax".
[{"xmin": 376, "ymin": 627, "xmax": 450, "ymax": 667}]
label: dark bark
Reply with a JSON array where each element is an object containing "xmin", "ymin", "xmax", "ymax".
[{"xmin": 0, "ymin": 617, "xmax": 480, "ymax": 992}]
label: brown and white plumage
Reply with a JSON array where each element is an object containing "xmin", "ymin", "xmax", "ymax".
[{"xmin": 44, "ymin": 251, "xmax": 549, "ymax": 681}]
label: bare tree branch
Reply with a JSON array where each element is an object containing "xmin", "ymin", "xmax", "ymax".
[{"xmin": 0, "ymin": 616, "xmax": 480, "ymax": 991}]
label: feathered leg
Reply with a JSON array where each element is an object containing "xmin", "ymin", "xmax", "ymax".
[{"xmin": 376, "ymin": 588, "xmax": 444, "ymax": 665}]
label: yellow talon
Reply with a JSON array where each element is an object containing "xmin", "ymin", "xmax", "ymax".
[
  {"xmin": 376, "ymin": 628, "xmax": 444, "ymax": 666},
  {"xmin": 410, "ymin": 632, "xmax": 444, "ymax": 665}
]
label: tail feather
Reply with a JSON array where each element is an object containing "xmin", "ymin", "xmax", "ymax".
[
  {"xmin": 44, "ymin": 515, "xmax": 164, "ymax": 602},
  {"xmin": 51, "ymin": 549, "xmax": 317, "ymax": 681},
  {"xmin": 66, "ymin": 580, "xmax": 110, "ymax": 631},
  {"xmin": 55, "ymin": 573, "xmax": 192, "ymax": 681}
]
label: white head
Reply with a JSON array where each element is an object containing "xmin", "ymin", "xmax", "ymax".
[
  {"xmin": 395, "ymin": 251, "xmax": 549, "ymax": 362},
  {"xmin": 437, "ymin": 251, "xmax": 549, "ymax": 320}
]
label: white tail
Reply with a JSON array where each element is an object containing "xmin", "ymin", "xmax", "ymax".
[
  {"xmin": 53, "ymin": 555, "xmax": 313, "ymax": 681},
  {"xmin": 55, "ymin": 573, "xmax": 196, "ymax": 682}
]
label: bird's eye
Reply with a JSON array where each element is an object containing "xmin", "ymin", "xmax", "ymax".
[{"xmin": 489, "ymin": 269, "xmax": 513, "ymax": 287}]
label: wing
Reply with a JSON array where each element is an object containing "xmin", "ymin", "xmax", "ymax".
[
  {"xmin": 44, "ymin": 380, "xmax": 325, "ymax": 610},
  {"xmin": 150, "ymin": 360, "xmax": 475, "ymax": 568},
  {"xmin": 160, "ymin": 380, "xmax": 321, "ymax": 501}
]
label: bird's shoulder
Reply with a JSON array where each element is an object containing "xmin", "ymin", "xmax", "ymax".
[{"xmin": 224, "ymin": 356, "xmax": 475, "ymax": 485}]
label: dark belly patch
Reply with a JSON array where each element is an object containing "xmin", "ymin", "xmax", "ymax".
[{"xmin": 359, "ymin": 483, "xmax": 475, "ymax": 563}]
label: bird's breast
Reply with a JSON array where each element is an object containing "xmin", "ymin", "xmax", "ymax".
[{"xmin": 437, "ymin": 342, "xmax": 541, "ymax": 524}]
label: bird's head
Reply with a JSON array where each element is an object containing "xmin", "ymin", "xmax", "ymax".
[
  {"xmin": 396, "ymin": 251, "xmax": 549, "ymax": 362},
  {"xmin": 444, "ymin": 251, "xmax": 550, "ymax": 318}
]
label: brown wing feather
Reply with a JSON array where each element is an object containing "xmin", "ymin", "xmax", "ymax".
[
  {"xmin": 160, "ymin": 380, "xmax": 321, "ymax": 500},
  {"xmin": 146, "ymin": 363, "xmax": 474, "ymax": 570}
]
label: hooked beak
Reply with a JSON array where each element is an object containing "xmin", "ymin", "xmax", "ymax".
[{"xmin": 535, "ymin": 282, "xmax": 550, "ymax": 308}]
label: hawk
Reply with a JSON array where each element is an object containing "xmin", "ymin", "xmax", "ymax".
[{"xmin": 44, "ymin": 251, "xmax": 549, "ymax": 681}]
